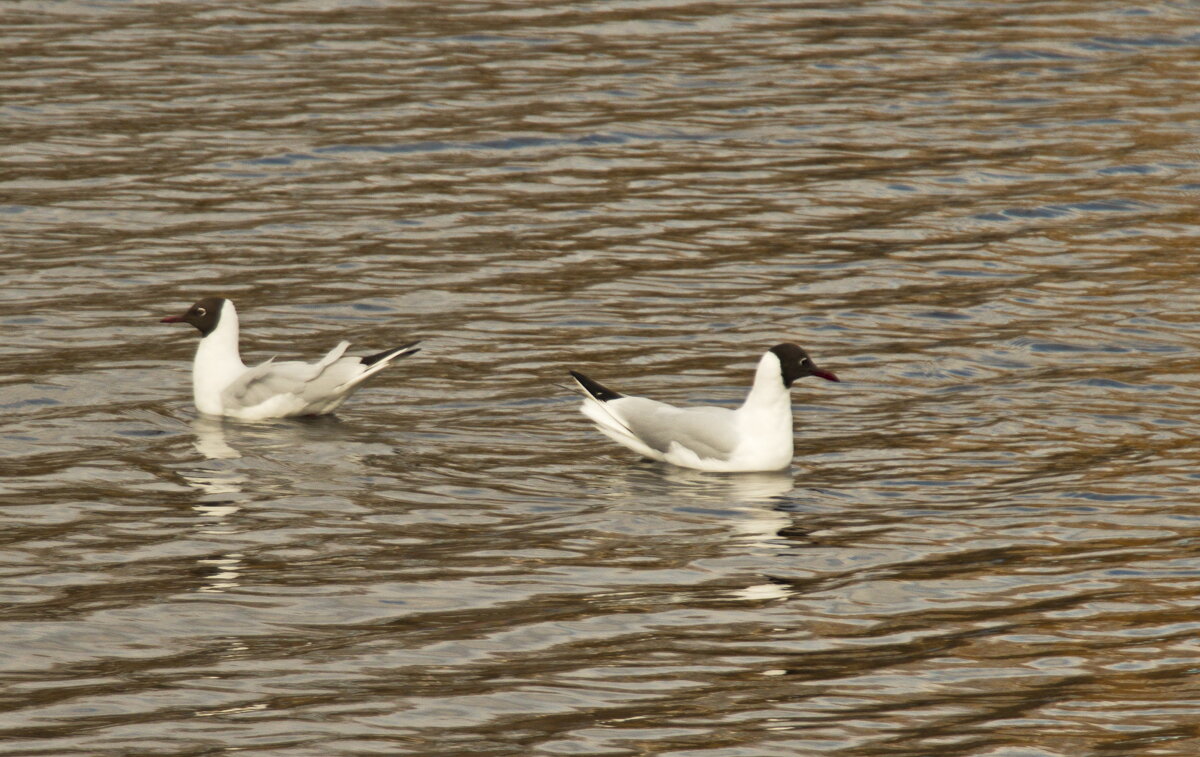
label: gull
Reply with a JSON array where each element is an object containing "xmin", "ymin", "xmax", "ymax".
[
  {"xmin": 569, "ymin": 343, "xmax": 839, "ymax": 472},
  {"xmin": 162, "ymin": 297, "xmax": 419, "ymax": 420}
]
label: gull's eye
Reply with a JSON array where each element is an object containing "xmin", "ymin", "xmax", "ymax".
[{"xmin": 195, "ymin": 307, "xmax": 207, "ymax": 316}]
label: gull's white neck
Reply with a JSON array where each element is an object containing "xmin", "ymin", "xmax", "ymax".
[
  {"xmin": 731, "ymin": 350, "xmax": 796, "ymax": 470},
  {"xmin": 740, "ymin": 351, "xmax": 792, "ymax": 414},
  {"xmin": 192, "ymin": 302, "xmax": 246, "ymax": 415}
]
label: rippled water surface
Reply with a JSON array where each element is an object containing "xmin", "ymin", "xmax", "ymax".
[{"xmin": 6, "ymin": 1, "xmax": 1200, "ymax": 755}]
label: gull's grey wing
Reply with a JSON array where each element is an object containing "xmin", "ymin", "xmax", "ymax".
[
  {"xmin": 614, "ymin": 399, "xmax": 739, "ymax": 462},
  {"xmin": 222, "ymin": 341, "xmax": 352, "ymax": 410}
]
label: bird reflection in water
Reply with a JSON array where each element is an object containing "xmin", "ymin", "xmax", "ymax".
[{"xmin": 655, "ymin": 467, "xmax": 813, "ymax": 603}]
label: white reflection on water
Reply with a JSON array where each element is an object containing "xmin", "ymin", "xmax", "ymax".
[
  {"xmin": 657, "ymin": 466, "xmax": 797, "ymax": 549},
  {"xmin": 657, "ymin": 466, "xmax": 797, "ymax": 504},
  {"xmin": 180, "ymin": 420, "xmax": 250, "ymax": 592},
  {"xmin": 191, "ymin": 416, "xmax": 242, "ymax": 461},
  {"xmin": 196, "ymin": 553, "xmax": 245, "ymax": 594},
  {"xmin": 652, "ymin": 468, "xmax": 809, "ymax": 601},
  {"xmin": 180, "ymin": 419, "xmax": 250, "ymax": 507}
]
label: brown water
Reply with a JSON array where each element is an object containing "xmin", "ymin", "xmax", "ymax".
[{"xmin": 5, "ymin": 2, "xmax": 1200, "ymax": 755}]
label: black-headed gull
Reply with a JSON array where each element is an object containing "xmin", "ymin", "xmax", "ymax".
[
  {"xmin": 162, "ymin": 297, "xmax": 420, "ymax": 420},
  {"xmin": 569, "ymin": 343, "xmax": 839, "ymax": 472}
]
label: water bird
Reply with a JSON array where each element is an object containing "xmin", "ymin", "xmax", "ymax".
[
  {"xmin": 569, "ymin": 343, "xmax": 839, "ymax": 472},
  {"xmin": 161, "ymin": 297, "xmax": 419, "ymax": 420}
]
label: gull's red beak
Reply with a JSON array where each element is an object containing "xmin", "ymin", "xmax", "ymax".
[
  {"xmin": 812, "ymin": 367, "xmax": 840, "ymax": 382},
  {"xmin": 161, "ymin": 314, "xmax": 185, "ymax": 323},
  {"xmin": 802, "ymin": 357, "xmax": 840, "ymax": 383}
]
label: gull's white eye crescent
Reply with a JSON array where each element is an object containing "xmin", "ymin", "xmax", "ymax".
[{"xmin": 196, "ymin": 307, "xmax": 206, "ymax": 316}]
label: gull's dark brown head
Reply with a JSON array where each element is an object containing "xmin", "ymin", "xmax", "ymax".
[
  {"xmin": 161, "ymin": 297, "xmax": 226, "ymax": 337},
  {"xmin": 769, "ymin": 343, "xmax": 840, "ymax": 388}
]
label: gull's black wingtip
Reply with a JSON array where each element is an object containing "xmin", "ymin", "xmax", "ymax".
[
  {"xmin": 361, "ymin": 341, "xmax": 421, "ymax": 367},
  {"xmin": 569, "ymin": 370, "xmax": 622, "ymax": 401}
]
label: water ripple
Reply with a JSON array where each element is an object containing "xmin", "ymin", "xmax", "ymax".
[{"xmin": 4, "ymin": 1, "xmax": 1200, "ymax": 755}]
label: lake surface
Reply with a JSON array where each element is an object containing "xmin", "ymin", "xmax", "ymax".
[{"xmin": 5, "ymin": 1, "xmax": 1200, "ymax": 755}]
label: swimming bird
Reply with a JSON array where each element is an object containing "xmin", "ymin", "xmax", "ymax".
[
  {"xmin": 161, "ymin": 297, "xmax": 420, "ymax": 420},
  {"xmin": 569, "ymin": 343, "xmax": 839, "ymax": 472}
]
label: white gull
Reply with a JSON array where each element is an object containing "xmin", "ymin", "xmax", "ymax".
[
  {"xmin": 570, "ymin": 343, "xmax": 839, "ymax": 472},
  {"xmin": 162, "ymin": 297, "xmax": 419, "ymax": 420}
]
